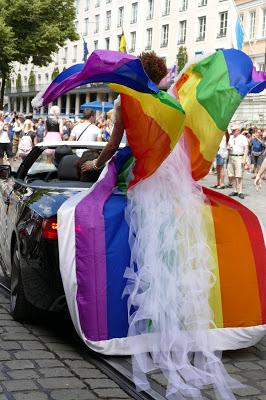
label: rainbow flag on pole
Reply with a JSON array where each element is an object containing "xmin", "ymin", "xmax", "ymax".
[{"xmin": 170, "ymin": 49, "xmax": 266, "ymax": 180}]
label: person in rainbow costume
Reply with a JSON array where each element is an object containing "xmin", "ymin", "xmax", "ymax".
[{"xmin": 32, "ymin": 49, "xmax": 266, "ymax": 399}]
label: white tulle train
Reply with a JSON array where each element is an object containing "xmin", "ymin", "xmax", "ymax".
[{"xmin": 124, "ymin": 139, "xmax": 241, "ymax": 399}]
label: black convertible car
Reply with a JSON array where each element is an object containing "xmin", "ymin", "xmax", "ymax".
[{"xmin": 0, "ymin": 141, "xmax": 107, "ymax": 322}]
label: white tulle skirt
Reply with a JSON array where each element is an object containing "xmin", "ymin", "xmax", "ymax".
[{"xmin": 124, "ymin": 139, "xmax": 241, "ymax": 399}]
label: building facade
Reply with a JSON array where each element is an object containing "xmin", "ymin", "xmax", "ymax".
[{"xmin": 5, "ymin": 0, "xmax": 266, "ymax": 124}]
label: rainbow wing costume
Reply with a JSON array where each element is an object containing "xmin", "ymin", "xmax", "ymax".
[{"xmin": 33, "ymin": 49, "xmax": 266, "ymax": 355}]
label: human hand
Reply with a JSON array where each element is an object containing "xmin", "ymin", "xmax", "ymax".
[
  {"xmin": 81, "ymin": 160, "xmax": 94, "ymax": 172},
  {"xmin": 254, "ymin": 175, "xmax": 262, "ymax": 191}
]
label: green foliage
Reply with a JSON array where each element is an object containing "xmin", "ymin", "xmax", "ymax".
[
  {"xmin": 0, "ymin": 0, "xmax": 79, "ymax": 107},
  {"xmin": 6, "ymin": 77, "xmax": 11, "ymax": 90},
  {"xmin": 16, "ymin": 73, "xmax": 22, "ymax": 88},
  {"xmin": 177, "ymin": 46, "xmax": 188, "ymax": 73},
  {"xmin": 51, "ymin": 67, "xmax": 60, "ymax": 80},
  {"xmin": 28, "ymin": 69, "xmax": 36, "ymax": 87}
]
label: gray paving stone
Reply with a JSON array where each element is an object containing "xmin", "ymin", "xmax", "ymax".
[
  {"xmin": 257, "ymin": 381, "xmax": 266, "ymax": 390},
  {"xmin": 0, "ymin": 372, "xmax": 8, "ymax": 381},
  {"xmin": 7, "ymin": 369, "xmax": 40, "ymax": 380},
  {"xmin": 3, "ymin": 379, "xmax": 38, "ymax": 391},
  {"xmin": 19, "ymin": 341, "xmax": 46, "ymax": 350},
  {"xmin": 0, "ymin": 341, "xmax": 21, "ymax": 350},
  {"xmin": 45, "ymin": 342, "xmax": 76, "ymax": 352},
  {"xmin": 38, "ymin": 377, "xmax": 86, "ymax": 390},
  {"xmin": 258, "ymin": 396, "xmax": 266, "ymax": 400},
  {"xmin": 39, "ymin": 368, "xmax": 74, "ymax": 378},
  {"xmin": 4, "ymin": 326, "xmax": 30, "ymax": 334},
  {"xmin": 52, "ymin": 351, "xmax": 83, "ymax": 360},
  {"xmin": 36, "ymin": 360, "xmax": 65, "ymax": 368},
  {"xmin": 241, "ymin": 370, "xmax": 266, "ymax": 380},
  {"xmin": 0, "ymin": 320, "xmax": 22, "ymax": 327},
  {"xmin": 85, "ymin": 378, "xmax": 119, "ymax": 389},
  {"xmin": 64, "ymin": 360, "xmax": 95, "ymax": 369},
  {"xmin": 12, "ymin": 393, "xmax": 49, "ymax": 400},
  {"xmin": 150, "ymin": 373, "xmax": 168, "ymax": 386},
  {"xmin": 233, "ymin": 385, "xmax": 260, "ymax": 396},
  {"xmin": 1, "ymin": 333, "xmax": 36, "ymax": 340},
  {"xmin": 92, "ymin": 388, "xmax": 130, "ymax": 398},
  {"xmin": 50, "ymin": 389, "xmax": 96, "ymax": 400},
  {"xmin": 234, "ymin": 361, "xmax": 263, "ymax": 370},
  {"xmin": 14, "ymin": 350, "xmax": 55, "ymax": 359},
  {"xmin": 5, "ymin": 360, "xmax": 35, "ymax": 369},
  {"xmin": 0, "ymin": 395, "xmax": 8, "ymax": 400},
  {"xmin": 0, "ymin": 351, "xmax": 11, "ymax": 360},
  {"xmin": 74, "ymin": 368, "xmax": 107, "ymax": 379},
  {"xmin": 0, "ymin": 313, "xmax": 13, "ymax": 319}
]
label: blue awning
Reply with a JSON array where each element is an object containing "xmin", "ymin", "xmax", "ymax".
[{"xmin": 80, "ymin": 101, "xmax": 114, "ymax": 111}]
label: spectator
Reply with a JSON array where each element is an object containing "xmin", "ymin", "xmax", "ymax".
[
  {"xmin": 69, "ymin": 109, "xmax": 102, "ymax": 143},
  {"xmin": 250, "ymin": 129, "xmax": 265, "ymax": 178},
  {"xmin": 0, "ymin": 121, "xmax": 13, "ymax": 167},
  {"xmin": 18, "ymin": 119, "xmax": 37, "ymax": 160},
  {"xmin": 227, "ymin": 123, "xmax": 249, "ymax": 199},
  {"xmin": 211, "ymin": 132, "xmax": 229, "ymax": 189},
  {"xmin": 12, "ymin": 114, "xmax": 24, "ymax": 160},
  {"xmin": 254, "ymin": 156, "xmax": 266, "ymax": 190},
  {"xmin": 36, "ymin": 118, "xmax": 45, "ymax": 143}
]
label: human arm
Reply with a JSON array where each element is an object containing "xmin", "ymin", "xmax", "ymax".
[
  {"xmin": 81, "ymin": 119, "xmax": 124, "ymax": 172},
  {"xmin": 254, "ymin": 157, "xmax": 266, "ymax": 190}
]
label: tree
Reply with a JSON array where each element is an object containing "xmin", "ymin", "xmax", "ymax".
[
  {"xmin": 51, "ymin": 67, "xmax": 60, "ymax": 80},
  {"xmin": 0, "ymin": 0, "xmax": 79, "ymax": 108},
  {"xmin": 28, "ymin": 69, "xmax": 36, "ymax": 89},
  {"xmin": 177, "ymin": 46, "xmax": 188, "ymax": 73}
]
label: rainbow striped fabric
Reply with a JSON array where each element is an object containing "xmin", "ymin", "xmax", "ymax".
[
  {"xmin": 34, "ymin": 50, "xmax": 185, "ymax": 187},
  {"xmin": 170, "ymin": 49, "xmax": 266, "ymax": 180},
  {"xmin": 58, "ymin": 147, "xmax": 266, "ymax": 353}
]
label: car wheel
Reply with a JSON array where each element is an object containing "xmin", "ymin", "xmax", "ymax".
[{"xmin": 10, "ymin": 242, "xmax": 39, "ymax": 322}]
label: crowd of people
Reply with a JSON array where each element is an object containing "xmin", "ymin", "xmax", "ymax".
[
  {"xmin": 0, "ymin": 107, "xmax": 114, "ymax": 167},
  {"xmin": 211, "ymin": 123, "xmax": 266, "ymax": 197}
]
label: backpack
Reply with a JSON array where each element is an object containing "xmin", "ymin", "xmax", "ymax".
[{"xmin": 18, "ymin": 134, "xmax": 32, "ymax": 157}]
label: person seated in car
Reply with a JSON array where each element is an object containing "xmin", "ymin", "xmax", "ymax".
[{"xmin": 76, "ymin": 150, "xmax": 102, "ymax": 182}]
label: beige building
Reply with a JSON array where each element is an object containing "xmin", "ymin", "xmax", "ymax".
[
  {"xmin": 5, "ymin": 0, "xmax": 266, "ymax": 125},
  {"xmin": 233, "ymin": 0, "xmax": 266, "ymax": 126}
]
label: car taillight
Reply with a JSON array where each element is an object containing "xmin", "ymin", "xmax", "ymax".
[{"xmin": 42, "ymin": 218, "xmax": 58, "ymax": 240}]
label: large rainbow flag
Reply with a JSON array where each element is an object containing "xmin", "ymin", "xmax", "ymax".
[
  {"xmin": 169, "ymin": 49, "xmax": 266, "ymax": 180},
  {"xmin": 58, "ymin": 146, "xmax": 266, "ymax": 354}
]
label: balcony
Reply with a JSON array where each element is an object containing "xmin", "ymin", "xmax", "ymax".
[
  {"xmin": 217, "ymin": 32, "xmax": 227, "ymax": 38},
  {"xmin": 177, "ymin": 39, "xmax": 186, "ymax": 44},
  {"xmin": 160, "ymin": 41, "xmax": 168, "ymax": 48},
  {"xmin": 145, "ymin": 44, "xmax": 152, "ymax": 50},
  {"xmin": 196, "ymin": 35, "xmax": 205, "ymax": 41}
]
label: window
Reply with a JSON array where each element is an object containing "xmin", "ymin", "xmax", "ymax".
[
  {"xmin": 73, "ymin": 45, "xmax": 77, "ymax": 62},
  {"xmin": 117, "ymin": 7, "xmax": 124, "ymax": 27},
  {"xmin": 131, "ymin": 3, "xmax": 138, "ymax": 24},
  {"xmin": 76, "ymin": 0, "xmax": 80, "ymax": 12},
  {"xmin": 94, "ymin": 40, "xmax": 98, "ymax": 49},
  {"xmin": 161, "ymin": 24, "xmax": 169, "ymax": 47},
  {"xmin": 249, "ymin": 11, "xmax": 256, "ymax": 39},
  {"xmin": 147, "ymin": 0, "xmax": 154, "ymax": 20},
  {"xmin": 240, "ymin": 13, "xmax": 244, "ymax": 25},
  {"xmin": 258, "ymin": 62, "xmax": 265, "ymax": 71},
  {"xmin": 95, "ymin": 0, "xmax": 100, "ymax": 7},
  {"xmin": 84, "ymin": 17, "xmax": 89, "ymax": 35},
  {"xmin": 198, "ymin": 0, "xmax": 207, "ymax": 6},
  {"xmin": 263, "ymin": 9, "xmax": 266, "ymax": 37},
  {"xmin": 106, "ymin": 0, "xmax": 111, "ymax": 3},
  {"xmin": 197, "ymin": 16, "xmax": 206, "ymax": 40},
  {"xmin": 218, "ymin": 11, "xmax": 228, "ymax": 37},
  {"xmin": 38, "ymin": 74, "xmax": 41, "ymax": 83},
  {"xmin": 195, "ymin": 51, "xmax": 203, "ymax": 56},
  {"xmin": 63, "ymin": 47, "xmax": 68, "ymax": 64},
  {"xmin": 105, "ymin": 10, "xmax": 111, "ymax": 30},
  {"xmin": 45, "ymin": 73, "xmax": 49, "ymax": 83},
  {"xmin": 95, "ymin": 14, "xmax": 100, "ymax": 33},
  {"xmin": 105, "ymin": 37, "xmax": 110, "ymax": 49},
  {"xmin": 178, "ymin": 20, "xmax": 186, "ymax": 44},
  {"xmin": 163, "ymin": 0, "xmax": 170, "ymax": 16},
  {"xmin": 145, "ymin": 28, "xmax": 152, "ymax": 50},
  {"xmin": 130, "ymin": 31, "xmax": 136, "ymax": 52},
  {"xmin": 179, "ymin": 0, "xmax": 188, "ymax": 12},
  {"xmin": 75, "ymin": 20, "xmax": 78, "ymax": 31},
  {"xmin": 85, "ymin": 0, "xmax": 89, "ymax": 11}
]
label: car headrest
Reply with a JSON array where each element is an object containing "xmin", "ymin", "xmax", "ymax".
[{"xmin": 57, "ymin": 154, "xmax": 80, "ymax": 181}]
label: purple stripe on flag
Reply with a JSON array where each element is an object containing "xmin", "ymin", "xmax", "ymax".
[
  {"xmin": 252, "ymin": 67, "xmax": 266, "ymax": 82},
  {"xmin": 75, "ymin": 161, "xmax": 117, "ymax": 341}
]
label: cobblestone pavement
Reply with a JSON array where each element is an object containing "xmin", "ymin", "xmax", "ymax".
[
  {"xmin": 0, "ymin": 171, "xmax": 265, "ymax": 400},
  {"xmin": 0, "ymin": 292, "xmax": 133, "ymax": 400}
]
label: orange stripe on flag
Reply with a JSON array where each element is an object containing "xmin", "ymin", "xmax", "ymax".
[{"xmin": 204, "ymin": 188, "xmax": 263, "ymax": 328}]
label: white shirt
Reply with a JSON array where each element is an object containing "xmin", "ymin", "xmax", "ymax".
[
  {"xmin": 228, "ymin": 134, "xmax": 248, "ymax": 155},
  {"xmin": 0, "ymin": 122, "xmax": 10, "ymax": 143},
  {"xmin": 71, "ymin": 122, "xmax": 101, "ymax": 142}
]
